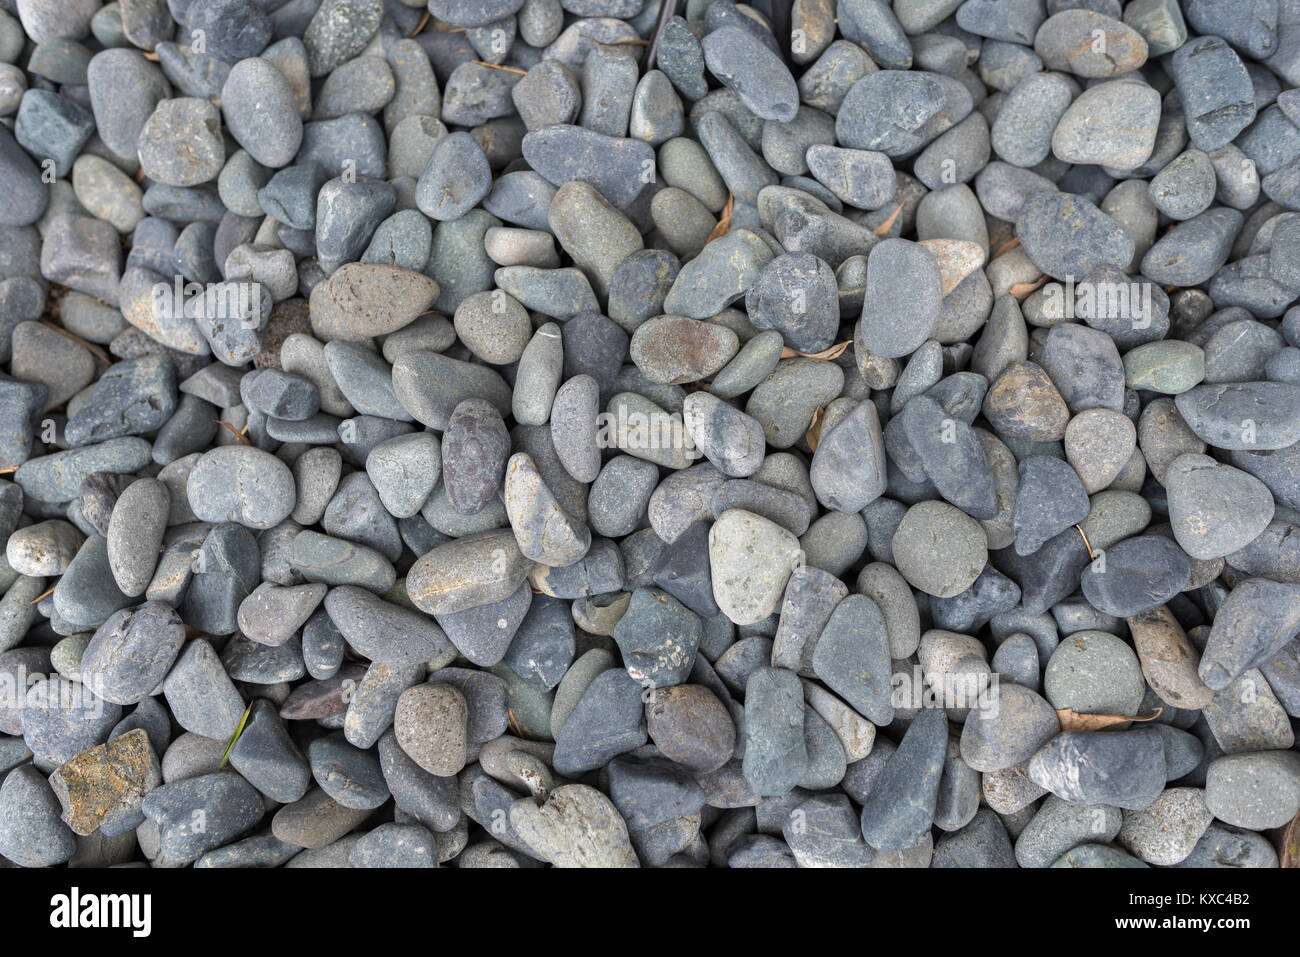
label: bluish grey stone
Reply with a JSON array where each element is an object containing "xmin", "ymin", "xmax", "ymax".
[{"xmin": 859, "ymin": 707, "xmax": 948, "ymax": 850}]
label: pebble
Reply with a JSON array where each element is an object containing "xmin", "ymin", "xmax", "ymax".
[
  {"xmin": 1051, "ymin": 79, "xmax": 1161, "ymax": 169},
  {"xmin": 701, "ymin": 26, "xmax": 798, "ymax": 123},
  {"xmin": 509, "ymin": 784, "xmax": 638, "ymax": 867},
  {"xmin": 0, "ymin": 0, "xmax": 1294, "ymax": 873},
  {"xmin": 1165, "ymin": 454, "xmax": 1274, "ymax": 559},
  {"xmin": 1028, "ymin": 728, "xmax": 1166, "ymax": 810},
  {"xmin": 1080, "ymin": 534, "xmax": 1190, "ymax": 617},
  {"xmin": 891, "ymin": 501, "xmax": 988, "ymax": 598},
  {"xmin": 222, "ymin": 57, "xmax": 302, "ymax": 169},
  {"xmin": 961, "ymin": 682, "xmax": 1059, "ymax": 772},
  {"xmin": 80, "ymin": 600, "xmax": 184, "ymax": 706},
  {"xmin": 187, "ymin": 445, "xmax": 296, "ymax": 530},
  {"xmin": 1204, "ymin": 751, "xmax": 1300, "ymax": 829},
  {"xmin": 709, "ymin": 509, "xmax": 802, "ymax": 626},
  {"xmin": 0, "ymin": 765, "xmax": 76, "ymax": 867},
  {"xmin": 1044, "ymin": 630, "xmax": 1146, "ymax": 717},
  {"xmin": 859, "ymin": 707, "xmax": 948, "ymax": 851},
  {"xmin": 858, "ymin": 239, "xmax": 943, "ymax": 358}
]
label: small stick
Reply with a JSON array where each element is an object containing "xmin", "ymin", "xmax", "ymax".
[
  {"xmin": 29, "ymin": 585, "xmax": 57, "ymax": 605},
  {"xmin": 472, "ymin": 60, "xmax": 527, "ymax": 75},
  {"xmin": 39, "ymin": 320, "xmax": 112, "ymax": 365},
  {"xmin": 217, "ymin": 421, "xmax": 252, "ymax": 445},
  {"xmin": 644, "ymin": 0, "xmax": 678, "ymax": 70}
]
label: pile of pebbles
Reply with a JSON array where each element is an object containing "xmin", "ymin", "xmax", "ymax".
[{"xmin": 1, "ymin": 0, "xmax": 1299, "ymax": 869}]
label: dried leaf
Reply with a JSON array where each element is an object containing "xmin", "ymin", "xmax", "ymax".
[
  {"xmin": 1010, "ymin": 276, "xmax": 1048, "ymax": 299},
  {"xmin": 872, "ymin": 202, "xmax": 904, "ymax": 236},
  {"xmin": 805, "ymin": 405, "xmax": 826, "ymax": 451},
  {"xmin": 706, "ymin": 194, "xmax": 734, "ymax": 243},
  {"xmin": 219, "ymin": 700, "xmax": 255, "ymax": 768},
  {"xmin": 781, "ymin": 340, "xmax": 851, "ymax": 361},
  {"xmin": 1055, "ymin": 708, "xmax": 1163, "ymax": 732},
  {"xmin": 1281, "ymin": 809, "xmax": 1300, "ymax": 868}
]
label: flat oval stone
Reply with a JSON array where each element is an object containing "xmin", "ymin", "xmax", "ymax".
[
  {"xmin": 709, "ymin": 509, "xmax": 802, "ymax": 626},
  {"xmin": 392, "ymin": 351, "xmax": 513, "ymax": 431},
  {"xmin": 324, "ymin": 585, "xmax": 449, "ymax": 668},
  {"xmin": 646, "ymin": 683, "xmax": 735, "ymax": 773},
  {"xmin": 809, "ymin": 398, "xmax": 887, "ymax": 513},
  {"xmin": 309, "ymin": 262, "xmax": 438, "ymax": 342},
  {"xmin": 187, "ymin": 445, "xmax": 296, "ymax": 530},
  {"xmin": 630, "ymin": 315, "xmax": 739, "ymax": 385},
  {"xmin": 662, "ymin": 228, "xmax": 775, "ymax": 318},
  {"xmin": 891, "ymin": 500, "xmax": 988, "ymax": 598},
  {"xmin": 1017, "ymin": 191, "xmax": 1135, "ymax": 281},
  {"xmin": 1127, "ymin": 605, "xmax": 1215, "ymax": 709},
  {"xmin": 504, "ymin": 452, "xmax": 591, "ymax": 568},
  {"xmin": 521, "ymin": 124, "xmax": 655, "ymax": 209},
  {"xmin": 80, "ymin": 600, "xmax": 185, "ymax": 705},
  {"xmin": 160, "ymin": 639, "xmax": 245, "ymax": 741},
  {"xmin": 1052, "ymin": 78, "xmax": 1161, "ymax": 169},
  {"xmin": 416, "ymin": 130, "xmax": 491, "ymax": 222},
  {"xmin": 222, "ymin": 57, "xmax": 302, "ymax": 168},
  {"xmin": 1028, "ymin": 728, "xmax": 1166, "ymax": 810},
  {"xmin": 1174, "ymin": 381, "xmax": 1300, "ymax": 451},
  {"xmin": 744, "ymin": 251, "xmax": 839, "ymax": 353},
  {"xmin": 1140, "ymin": 207, "xmax": 1243, "ymax": 286},
  {"xmin": 960, "ymin": 683, "xmax": 1059, "ymax": 772},
  {"xmin": 508, "ymin": 783, "xmax": 638, "ymax": 867},
  {"xmin": 22, "ymin": 675, "xmax": 123, "ymax": 765},
  {"xmin": 1044, "ymin": 629, "xmax": 1146, "ymax": 718},
  {"xmin": 138, "ymin": 97, "xmax": 225, "ymax": 187},
  {"xmin": 366, "ymin": 432, "xmax": 440, "ymax": 520},
  {"xmin": 308, "ymin": 731, "xmax": 389, "ymax": 810},
  {"xmin": 406, "ymin": 528, "xmax": 533, "ymax": 616},
  {"xmin": 1165, "ymin": 453, "xmax": 1274, "ymax": 559},
  {"xmin": 0, "ymin": 123, "xmax": 48, "ymax": 226},
  {"xmin": 1035, "ymin": 9, "xmax": 1148, "ymax": 77},
  {"xmin": 742, "ymin": 666, "xmax": 807, "ymax": 797},
  {"xmin": 0, "ymin": 765, "xmax": 75, "ymax": 867},
  {"xmin": 701, "ymin": 25, "xmax": 798, "ymax": 123},
  {"xmin": 858, "ymin": 238, "xmax": 943, "ymax": 358},
  {"xmin": 1169, "ymin": 35, "xmax": 1256, "ymax": 151},
  {"xmin": 984, "ymin": 360, "xmax": 1070, "ymax": 441},
  {"xmin": 1204, "ymin": 751, "xmax": 1300, "ymax": 829},
  {"xmin": 105, "ymin": 477, "xmax": 168, "ymax": 597},
  {"xmin": 895, "ymin": 394, "xmax": 999, "ymax": 520},
  {"xmin": 682, "ymin": 392, "xmax": 765, "ymax": 478},
  {"xmin": 836, "ymin": 69, "xmax": 972, "ymax": 158},
  {"xmin": 1080, "ymin": 534, "xmax": 1191, "ymax": 618}
]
